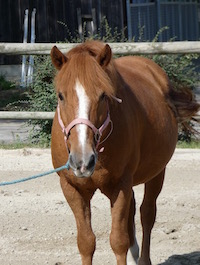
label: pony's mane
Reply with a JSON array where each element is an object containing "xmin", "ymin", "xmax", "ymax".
[{"xmin": 57, "ymin": 41, "xmax": 117, "ymax": 100}]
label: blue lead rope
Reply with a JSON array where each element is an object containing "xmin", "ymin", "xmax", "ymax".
[{"xmin": 0, "ymin": 161, "xmax": 70, "ymax": 186}]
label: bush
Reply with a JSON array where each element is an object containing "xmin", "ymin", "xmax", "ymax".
[
  {"xmin": 150, "ymin": 53, "xmax": 199, "ymax": 91},
  {"xmin": 27, "ymin": 56, "xmax": 56, "ymax": 145},
  {"xmin": 0, "ymin": 75, "xmax": 14, "ymax": 91},
  {"xmin": 0, "ymin": 76, "xmax": 29, "ymax": 111}
]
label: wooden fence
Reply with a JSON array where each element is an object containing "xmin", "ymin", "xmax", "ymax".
[
  {"xmin": 0, "ymin": 111, "xmax": 54, "ymax": 120},
  {"xmin": 0, "ymin": 41, "xmax": 200, "ymax": 120},
  {"xmin": 1, "ymin": 41, "xmax": 200, "ymax": 55}
]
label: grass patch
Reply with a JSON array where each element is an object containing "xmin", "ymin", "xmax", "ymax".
[
  {"xmin": 1, "ymin": 140, "xmax": 199, "ymax": 150},
  {"xmin": 0, "ymin": 142, "xmax": 49, "ymax": 150},
  {"xmin": 176, "ymin": 140, "xmax": 200, "ymax": 149}
]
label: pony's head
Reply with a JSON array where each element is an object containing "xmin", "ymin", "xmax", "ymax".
[{"xmin": 51, "ymin": 41, "xmax": 117, "ymax": 178}]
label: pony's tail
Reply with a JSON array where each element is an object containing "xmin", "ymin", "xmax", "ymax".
[{"xmin": 168, "ymin": 87, "xmax": 200, "ymax": 133}]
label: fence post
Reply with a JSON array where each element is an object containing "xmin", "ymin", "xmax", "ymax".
[
  {"xmin": 20, "ymin": 9, "xmax": 29, "ymax": 88},
  {"xmin": 178, "ymin": 2, "xmax": 183, "ymax": 41},
  {"xmin": 156, "ymin": 0, "xmax": 162, "ymax": 42},
  {"xmin": 126, "ymin": 0, "xmax": 132, "ymax": 40},
  {"xmin": 27, "ymin": 8, "xmax": 36, "ymax": 87}
]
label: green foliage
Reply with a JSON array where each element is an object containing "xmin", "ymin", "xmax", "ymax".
[
  {"xmin": 0, "ymin": 142, "xmax": 47, "ymax": 149},
  {"xmin": 0, "ymin": 76, "xmax": 28, "ymax": 111},
  {"xmin": 177, "ymin": 139, "xmax": 200, "ymax": 149},
  {"xmin": 150, "ymin": 53, "xmax": 199, "ymax": 90},
  {"xmin": 27, "ymin": 56, "xmax": 56, "ymax": 146},
  {"xmin": 96, "ymin": 16, "xmax": 127, "ymax": 43},
  {"xmin": 58, "ymin": 16, "xmax": 127, "ymax": 43},
  {"xmin": 0, "ymin": 75, "xmax": 15, "ymax": 91}
]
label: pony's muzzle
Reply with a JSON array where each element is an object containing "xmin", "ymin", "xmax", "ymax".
[{"xmin": 69, "ymin": 152, "xmax": 96, "ymax": 178}]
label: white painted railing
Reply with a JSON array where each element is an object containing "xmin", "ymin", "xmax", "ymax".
[{"xmin": 0, "ymin": 41, "xmax": 200, "ymax": 55}]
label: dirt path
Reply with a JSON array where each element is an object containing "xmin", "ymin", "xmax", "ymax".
[{"xmin": 0, "ymin": 148, "xmax": 200, "ymax": 265}]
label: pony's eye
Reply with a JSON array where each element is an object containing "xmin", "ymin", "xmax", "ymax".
[
  {"xmin": 58, "ymin": 92, "xmax": 64, "ymax": 101},
  {"xmin": 100, "ymin": 92, "xmax": 106, "ymax": 101}
]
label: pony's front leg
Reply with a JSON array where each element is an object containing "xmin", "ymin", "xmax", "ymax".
[
  {"xmin": 60, "ymin": 177, "xmax": 96, "ymax": 265},
  {"xmin": 108, "ymin": 185, "xmax": 133, "ymax": 265}
]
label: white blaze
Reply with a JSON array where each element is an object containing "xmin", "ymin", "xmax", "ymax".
[{"xmin": 74, "ymin": 79, "xmax": 90, "ymax": 153}]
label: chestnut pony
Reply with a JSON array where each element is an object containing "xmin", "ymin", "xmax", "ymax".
[{"xmin": 50, "ymin": 41, "xmax": 199, "ymax": 265}]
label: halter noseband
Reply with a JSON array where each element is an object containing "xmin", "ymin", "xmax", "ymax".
[{"xmin": 57, "ymin": 95, "xmax": 122, "ymax": 152}]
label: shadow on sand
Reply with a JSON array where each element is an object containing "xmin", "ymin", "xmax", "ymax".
[{"xmin": 158, "ymin": 251, "xmax": 200, "ymax": 265}]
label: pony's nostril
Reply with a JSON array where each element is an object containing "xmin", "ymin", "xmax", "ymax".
[
  {"xmin": 87, "ymin": 154, "xmax": 96, "ymax": 170},
  {"xmin": 69, "ymin": 154, "xmax": 77, "ymax": 169},
  {"xmin": 69, "ymin": 153, "xmax": 96, "ymax": 176}
]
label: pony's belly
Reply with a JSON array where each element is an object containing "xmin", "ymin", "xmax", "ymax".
[{"xmin": 132, "ymin": 146, "xmax": 176, "ymax": 186}]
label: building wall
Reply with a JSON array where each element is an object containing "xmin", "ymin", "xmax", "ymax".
[
  {"xmin": 126, "ymin": 0, "xmax": 200, "ymax": 41},
  {"xmin": 0, "ymin": 0, "xmax": 124, "ymax": 64}
]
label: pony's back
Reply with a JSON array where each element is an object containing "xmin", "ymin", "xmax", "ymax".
[{"xmin": 115, "ymin": 55, "xmax": 200, "ymax": 128}]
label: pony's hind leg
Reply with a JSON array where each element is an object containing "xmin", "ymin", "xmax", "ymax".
[
  {"xmin": 138, "ymin": 169, "xmax": 165, "ymax": 265},
  {"xmin": 127, "ymin": 190, "xmax": 139, "ymax": 265}
]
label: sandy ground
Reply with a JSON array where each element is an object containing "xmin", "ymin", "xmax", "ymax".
[{"xmin": 0, "ymin": 148, "xmax": 200, "ymax": 265}]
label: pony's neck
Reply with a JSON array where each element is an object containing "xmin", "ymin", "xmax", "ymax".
[
  {"xmin": 110, "ymin": 64, "xmax": 127, "ymax": 101},
  {"xmin": 106, "ymin": 60, "xmax": 123, "ymax": 98}
]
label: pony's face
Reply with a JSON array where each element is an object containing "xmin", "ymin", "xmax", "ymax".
[{"xmin": 51, "ymin": 42, "xmax": 114, "ymax": 178}]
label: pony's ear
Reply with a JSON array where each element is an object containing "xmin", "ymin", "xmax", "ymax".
[
  {"xmin": 50, "ymin": 46, "xmax": 67, "ymax": 70},
  {"xmin": 97, "ymin": 44, "xmax": 112, "ymax": 69}
]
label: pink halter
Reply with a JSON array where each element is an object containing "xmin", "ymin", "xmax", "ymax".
[{"xmin": 57, "ymin": 96, "xmax": 122, "ymax": 152}]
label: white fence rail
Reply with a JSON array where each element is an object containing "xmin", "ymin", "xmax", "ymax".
[
  {"xmin": 1, "ymin": 41, "xmax": 200, "ymax": 55},
  {"xmin": 0, "ymin": 111, "xmax": 199, "ymax": 121},
  {"xmin": 0, "ymin": 111, "xmax": 54, "ymax": 120}
]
